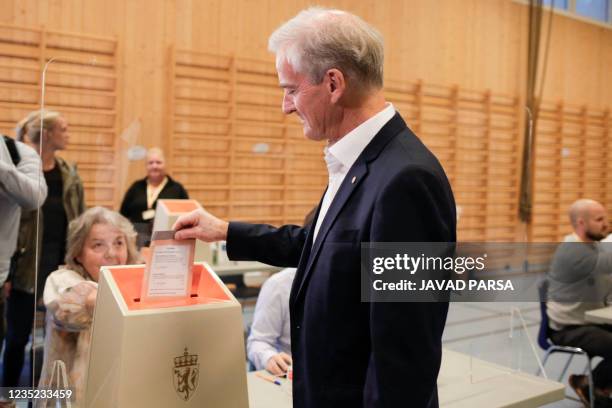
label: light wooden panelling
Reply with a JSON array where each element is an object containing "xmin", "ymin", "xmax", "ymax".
[
  {"xmin": 532, "ymin": 103, "xmax": 612, "ymax": 241},
  {"xmin": 168, "ymin": 49, "xmax": 326, "ymax": 225},
  {"xmin": 0, "ymin": 23, "xmax": 119, "ymax": 208},
  {"xmin": 1, "ymin": 0, "xmax": 611, "ymax": 238},
  {"xmin": 170, "ymin": 50, "xmax": 522, "ymax": 237},
  {"xmin": 386, "ymin": 81, "xmax": 521, "ymax": 241}
]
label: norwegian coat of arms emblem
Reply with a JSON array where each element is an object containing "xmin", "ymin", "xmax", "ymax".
[{"xmin": 173, "ymin": 347, "xmax": 200, "ymax": 401}]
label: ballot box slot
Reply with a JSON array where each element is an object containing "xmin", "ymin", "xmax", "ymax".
[
  {"xmin": 132, "ymin": 293, "xmax": 199, "ymax": 303},
  {"xmin": 105, "ymin": 263, "xmax": 231, "ymax": 311}
]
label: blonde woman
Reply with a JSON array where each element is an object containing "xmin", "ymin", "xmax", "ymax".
[
  {"xmin": 26, "ymin": 110, "xmax": 86, "ymax": 297},
  {"xmin": 37, "ymin": 207, "xmax": 139, "ymax": 406}
]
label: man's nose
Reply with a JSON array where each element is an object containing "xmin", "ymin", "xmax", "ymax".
[{"xmin": 282, "ymin": 93, "xmax": 295, "ymax": 114}]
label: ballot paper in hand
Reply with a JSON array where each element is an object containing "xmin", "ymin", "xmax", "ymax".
[{"xmin": 141, "ymin": 230, "xmax": 195, "ymax": 301}]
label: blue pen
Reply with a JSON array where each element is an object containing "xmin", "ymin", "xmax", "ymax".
[{"xmin": 256, "ymin": 371, "xmax": 283, "ymax": 386}]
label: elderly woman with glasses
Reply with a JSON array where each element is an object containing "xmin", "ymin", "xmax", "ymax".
[{"xmin": 37, "ymin": 207, "xmax": 140, "ymax": 407}]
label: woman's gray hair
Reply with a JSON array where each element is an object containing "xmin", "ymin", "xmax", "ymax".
[
  {"xmin": 268, "ymin": 7, "xmax": 384, "ymax": 89},
  {"xmin": 26, "ymin": 110, "xmax": 61, "ymax": 143},
  {"xmin": 64, "ymin": 206, "xmax": 140, "ymax": 278}
]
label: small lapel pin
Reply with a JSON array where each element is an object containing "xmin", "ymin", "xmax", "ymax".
[{"xmin": 351, "ymin": 176, "xmax": 356, "ymax": 184}]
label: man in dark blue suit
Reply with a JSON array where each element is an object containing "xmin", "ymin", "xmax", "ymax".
[{"xmin": 174, "ymin": 7, "xmax": 456, "ymax": 407}]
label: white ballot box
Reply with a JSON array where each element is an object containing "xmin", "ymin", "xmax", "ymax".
[
  {"xmin": 85, "ymin": 263, "xmax": 248, "ymax": 408},
  {"xmin": 152, "ymin": 199, "xmax": 213, "ymax": 263}
]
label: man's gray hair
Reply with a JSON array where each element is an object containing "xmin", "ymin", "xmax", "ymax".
[
  {"xmin": 268, "ymin": 7, "xmax": 384, "ymax": 89},
  {"xmin": 64, "ymin": 206, "xmax": 140, "ymax": 279}
]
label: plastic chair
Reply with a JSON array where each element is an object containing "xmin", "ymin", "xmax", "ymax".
[{"xmin": 537, "ymin": 279, "xmax": 595, "ymax": 408}]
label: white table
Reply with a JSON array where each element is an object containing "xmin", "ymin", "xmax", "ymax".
[
  {"xmin": 585, "ymin": 306, "xmax": 612, "ymax": 324},
  {"xmin": 247, "ymin": 372, "xmax": 293, "ymax": 408},
  {"xmin": 247, "ymin": 350, "xmax": 565, "ymax": 408},
  {"xmin": 438, "ymin": 350, "xmax": 565, "ymax": 407}
]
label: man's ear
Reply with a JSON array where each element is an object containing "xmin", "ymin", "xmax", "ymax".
[{"xmin": 325, "ymin": 69, "xmax": 346, "ymax": 103}]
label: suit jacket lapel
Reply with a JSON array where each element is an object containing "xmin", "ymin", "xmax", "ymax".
[
  {"xmin": 289, "ymin": 193, "xmax": 323, "ymax": 307},
  {"xmin": 291, "ymin": 113, "xmax": 409, "ymax": 306},
  {"xmin": 292, "ymin": 162, "xmax": 368, "ymax": 303}
]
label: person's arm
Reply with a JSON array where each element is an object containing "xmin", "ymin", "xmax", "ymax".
[
  {"xmin": 173, "ymin": 208, "xmax": 308, "ymax": 267},
  {"xmin": 119, "ymin": 183, "xmax": 136, "ymax": 218},
  {"xmin": 0, "ymin": 141, "xmax": 47, "ymax": 210},
  {"xmin": 596, "ymin": 245, "xmax": 612, "ymax": 273},
  {"xmin": 226, "ymin": 222, "xmax": 307, "ymax": 267},
  {"xmin": 368, "ymin": 166, "xmax": 454, "ymax": 407},
  {"xmin": 43, "ymin": 270, "xmax": 98, "ymax": 331},
  {"xmin": 247, "ymin": 276, "xmax": 291, "ymax": 373},
  {"xmin": 247, "ymin": 274, "xmax": 293, "ymax": 373},
  {"xmin": 74, "ymin": 169, "xmax": 86, "ymax": 215}
]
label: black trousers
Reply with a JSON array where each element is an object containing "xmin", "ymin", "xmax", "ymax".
[
  {"xmin": 551, "ymin": 324, "xmax": 612, "ymax": 389},
  {"xmin": 2, "ymin": 288, "xmax": 35, "ymax": 387}
]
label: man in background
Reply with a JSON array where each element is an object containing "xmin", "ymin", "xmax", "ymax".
[
  {"xmin": 547, "ymin": 199, "xmax": 612, "ymax": 407},
  {"xmin": 120, "ymin": 147, "xmax": 188, "ymax": 247}
]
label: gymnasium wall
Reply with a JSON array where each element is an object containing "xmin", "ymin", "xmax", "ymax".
[{"xmin": 1, "ymin": 0, "xmax": 610, "ymax": 240}]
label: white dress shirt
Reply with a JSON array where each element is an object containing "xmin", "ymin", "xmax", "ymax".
[
  {"xmin": 313, "ymin": 103, "xmax": 396, "ymax": 241},
  {"xmin": 247, "ymin": 268, "xmax": 296, "ymax": 370}
]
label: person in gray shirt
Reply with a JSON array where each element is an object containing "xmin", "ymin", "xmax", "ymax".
[
  {"xmin": 547, "ymin": 199, "xmax": 612, "ymax": 406},
  {"xmin": 0, "ymin": 135, "xmax": 47, "ymax": 285}
]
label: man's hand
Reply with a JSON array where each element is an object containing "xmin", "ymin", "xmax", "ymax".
[
  {"xmin": 265, "ymin": 352, "xmax": 292, "ymax": 376},
  {"xmin": 173, "ymin": 208, "xmax": 229, "ymax": 242}
]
